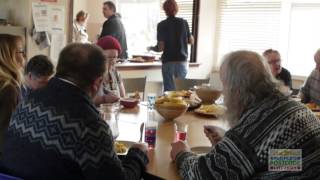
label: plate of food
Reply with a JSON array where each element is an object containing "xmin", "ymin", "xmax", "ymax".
[
  {"xmin": 305, "ymin": 103, "xmax": 320, "ymax": 112},
  {"xmin": 114, "ymin": 141, "xmax": 134, "ymax": 155},
  {"xmin": 184, "ymin": 98, "xmax": 202, "ymax": 111},
  {"xmin": 128, "ymin": 57, "xmax": 145, "ymax": 63},
  {"xmin": 165, "ymin": 90, "xmax": 193, "ymax": 98},
  {"xmin": 132, "ymin": 55, "xmax": 155, "ymax": 62},
  {"xmin": 194, "ymin": 104, "xmax": 226, "ymax": 117}
]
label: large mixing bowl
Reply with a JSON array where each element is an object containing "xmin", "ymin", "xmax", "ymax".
[
  {"xmin": 155, "ymin": 104, "xmax": 188, "ymax": 121},
  {"xmin": 194, "ymin": 86, "xmax": 221, "ymax": 104}
]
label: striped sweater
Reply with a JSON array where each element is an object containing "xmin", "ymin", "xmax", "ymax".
[{"xmin": 176, "ymin": 94, "xmax": 320, "ymax": 179}]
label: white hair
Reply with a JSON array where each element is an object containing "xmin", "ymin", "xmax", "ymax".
[{"xmin": 220, "ymin": 50, "xmax": 280, "ymax": 127}]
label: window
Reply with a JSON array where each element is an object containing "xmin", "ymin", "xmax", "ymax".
[
  {"xmin": 216, "ymin": 0, "xmax": 282, "ymax": 64},
  {"xmin": 216, "ymin": 0, "xmax": 320, "ymax": 77},
  {"xmin": 117, "ymin": 0, "xmax": 198, "ymax": 61},
  {"xmin": 285, "ymin": 4, "xmax": 320, "ymax": 76}
]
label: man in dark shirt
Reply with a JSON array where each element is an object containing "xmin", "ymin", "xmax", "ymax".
[
  {"xmin": 263, "ymin": 49, "xmax": 292, "ymax": 89},
  {"xmin": 100, "ymin": 1, "xmax": 128, "ymax": 59},
  {"xmin": 0, "ymin": 43, "xmax": 148, "ymax": 180},
  {"xmin": 149, "ymin": 0, "xmax": 193, "ymax": 91}
]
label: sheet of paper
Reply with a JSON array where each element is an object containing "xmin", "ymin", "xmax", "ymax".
[
  {"xmin": 50, "ymin": 33, "xmax": 65, "ymax": 64},
  {"xmin": 32, "ymin": 3, "xmax": 50, "ymax": 32},
  {"xmin": 49, "ymin": 5, "xmax": 65, "ymax": 33}
]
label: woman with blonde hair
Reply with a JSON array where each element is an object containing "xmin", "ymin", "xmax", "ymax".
[{"xmin": 0, "ymin": 34, "xmax": 25, "ymax": 153}]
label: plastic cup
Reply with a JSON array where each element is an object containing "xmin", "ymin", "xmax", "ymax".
[{"xmin": 175, "ymin": 122, "xmax": 188, "ymax": 141}]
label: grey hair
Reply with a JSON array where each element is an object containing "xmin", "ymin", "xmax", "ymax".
[{"xmin": 220, "ymin": 50, "xmax": 280, "ymax": 127}]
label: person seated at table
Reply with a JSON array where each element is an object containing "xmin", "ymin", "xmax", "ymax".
[
  {"xmin": 94, "ymin": 35, "xmax": 126, "ymax": 106},
  {"xmin": 300, "ymin": 48, "xmax": 320, "ymax": 105},
  {"xmin": 21, "ymin": 55, "xmax": 54, "ymax": 99},
  {"xmin": 170, "ymin": 50, "xmax": 320, "ymax": 179},
  {"xmin": 0, "ymin": 34, "xmax": 25, "ymax": 155},
  {"xmin": 263, "ymin": 49, "xmax": 292, "ymax": 90},
  {"xmin": 0, "ymin": 43, "xmax": 149, "ymax": 180}
]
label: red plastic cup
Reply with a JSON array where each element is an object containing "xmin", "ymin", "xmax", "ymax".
[{"xmin": 175, "ymin": 122, "xmax": 188, "ymax": 141}]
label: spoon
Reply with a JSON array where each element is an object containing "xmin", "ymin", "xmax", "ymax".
[{"xmin": 139, "ymin": 122, "xmax": 145, "ymax": 142}]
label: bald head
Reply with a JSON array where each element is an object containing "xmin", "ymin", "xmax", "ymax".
[{"xmin": 56, "ymin": 43, "xmax": 106, "ymax": 89}]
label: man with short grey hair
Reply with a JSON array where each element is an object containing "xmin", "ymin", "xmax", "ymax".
[
  {"xmin": 300, "ymin": 48, "xmax": 320, "ymax": 105},
  {"xmin": 170, "ymin": 50, "xmax": 320, "ymax": 179},
  {"xmin": 1, "ymin": 43, "xmax": 148, "ymax": 180}
]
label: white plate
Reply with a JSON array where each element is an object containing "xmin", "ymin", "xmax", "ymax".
[{"xmin": 190, "ymin": 146, "xmax": 212, "ymax": 155}]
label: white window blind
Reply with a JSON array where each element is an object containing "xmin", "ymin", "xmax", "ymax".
[{"xmin": 216, "ymin": 0, "xmax": 281, "ymax": 64}]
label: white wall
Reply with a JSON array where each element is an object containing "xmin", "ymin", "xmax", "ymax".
[
  {"xmin": 73, "ymin": 0, "xmax": 87, "ymax": 18},
  {"xmin": 2, "ymin": 0, "xmax": 70, "ymax": 63},
  {"xmin": 191, "ymin": 0, "xmax": 218, "ymax": 79}
]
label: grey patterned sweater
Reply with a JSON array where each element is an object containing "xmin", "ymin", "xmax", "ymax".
[
  {"xmin": 0, "ymin": 77, "xmax": 148, "ymax": 180},
  {"xmin": 176, "ymin": 94, "xmax": 320, "ymax": 179}
]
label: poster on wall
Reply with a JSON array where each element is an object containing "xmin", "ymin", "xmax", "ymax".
[
  {"xmin": 49, "ymin": 5, "xmax": 65, "ymax": 33},
  {"xmin": 32, "ymin": 3, "xmax": 50, "ymax": 32},
  {"xmin": 50, "ymin": 33, "xmax": 65, "ymax": 64}
]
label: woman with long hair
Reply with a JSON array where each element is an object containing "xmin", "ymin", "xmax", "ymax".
[{"xmin": 0, "ymin": 34, "xmax": 25, "ymax": 153}]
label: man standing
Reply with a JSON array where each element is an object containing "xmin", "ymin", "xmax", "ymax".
[
  {"xmin": 263, "ymin": 49, "xmax": 292, "ymax": 89},
  {"xmin": 100, "ymin": 1, "xmax": 128, "ymax": 59},
  {"xmin": 300, "ymin": 48, "xmax": 320, "ymax": 104},
  {"xmin": 149, "ymin": 0, "xmax": 193, "ymax": 91},
  {"xmin": 1, "ymin": 43, "xmax": 148, "ymax": 179}
]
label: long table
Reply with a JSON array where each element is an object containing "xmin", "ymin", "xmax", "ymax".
[{"xmin": 117, "ymin": 104, "xmax": 229, "ymax": 180}]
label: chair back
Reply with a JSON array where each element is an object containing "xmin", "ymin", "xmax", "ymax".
[
  {"xmin": 174, "ymin": 78, "xmax": 210, "ymax": 91},
  {"xmin": 123, "ymin": 77, "xmax": 147, "ymax": 100}
]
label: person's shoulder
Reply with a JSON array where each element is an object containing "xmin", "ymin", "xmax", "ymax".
[{"xmin": 281, "ymin": 67, "xmax": 291, "ymax": 76}]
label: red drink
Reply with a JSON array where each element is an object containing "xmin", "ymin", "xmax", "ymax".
[
  {"xmin": 145, "ymin": 127, "xmax": 157, "ymax": 148},
  {"xmin": 176, "ymin": 131, "xmax": 187, "ymax": 141}
]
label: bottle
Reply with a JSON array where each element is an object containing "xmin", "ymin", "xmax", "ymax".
[{"xmin": 144, "ymin": 109, "xmax": 157, "ymax": 149}]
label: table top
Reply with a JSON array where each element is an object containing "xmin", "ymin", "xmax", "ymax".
[{"xmin": 117, "ymin": 104, "xmax": 229, "ymax": 180}]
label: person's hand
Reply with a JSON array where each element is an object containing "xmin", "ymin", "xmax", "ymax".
[
  {"xmin": 203, "ymin": 125, "xmax": 226, "ymax": 145},
  {"xmin": 170, "ymin": 141, "xmax": 190, "ymax": 161},
  {"xmin": 131, "ymin": 143, "xmax": 148, "ymax": 153},
  {"xmin": 103, "ymin": 92, "xmax": 119, "ymax": 103}
]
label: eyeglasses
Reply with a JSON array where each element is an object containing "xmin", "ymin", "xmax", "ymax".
[
  {"xmin": 16, "ymin": 50, "xmax": 25, "ymax": 54},
  {"xmin": 268, "ymin": 59, "xmax": 281, "ymax": 65}
]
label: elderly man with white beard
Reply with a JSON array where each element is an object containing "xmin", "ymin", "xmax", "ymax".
[{"xmin": 170, "ymin": 50, "xmax": 320, "ymax": 180}]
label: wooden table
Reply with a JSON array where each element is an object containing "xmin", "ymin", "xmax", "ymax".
[{"xmin": 117, "ymin": 104, "xmax": 229, "ymax": 180}]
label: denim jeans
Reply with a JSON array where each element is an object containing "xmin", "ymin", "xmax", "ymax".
[{"xmin": 162, "ymin": 61, "xmax": 188, "ymax": 91}]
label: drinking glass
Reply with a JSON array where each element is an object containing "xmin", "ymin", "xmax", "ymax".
[
  {"xmin": 174, "ymin": 122, "xmax": 188, "ymax": 141},
  {"xmin": 100, "ymin": 103, "xmax": 120, "ymax": 139}
]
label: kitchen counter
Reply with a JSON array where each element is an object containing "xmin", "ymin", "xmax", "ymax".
[{"xmin": 115, "ymin": 61, "xmax": 200, "ymax": 71}]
